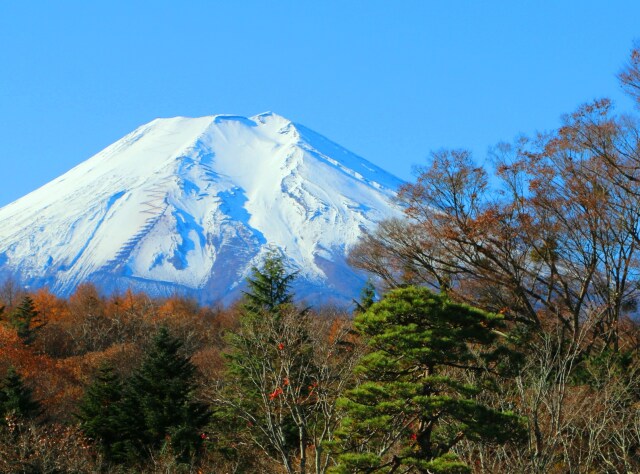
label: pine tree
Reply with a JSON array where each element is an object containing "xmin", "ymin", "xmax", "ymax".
[
  {"xmin": 10, "ymin": 295, "xmax": 43, "ymax": 345},
  {"xmin": 77, "ymin": 362, "xmax": 123, "ymax": 461},
  {"xmin": 117, "ymin": 327, "xmax": 210, "ymax": 463},
  {"xmin": 243, "ymin": 249, "xmax": 297, "ymax": 314},
  {"xmin": 353, "ymin": 279, "xmax": 376, "ymax": 314},
  {"xmin": 0, "ymin": 366, "xmax": 41, "ymax": 421},
  {"xmin": 331, "ymin": 286, "xmax": 526, "ymax": 474}
]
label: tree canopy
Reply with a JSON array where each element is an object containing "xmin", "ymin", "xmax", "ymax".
[{"xmin": 332, "ymin": 286, "xmax": 526, "ymax": 473}]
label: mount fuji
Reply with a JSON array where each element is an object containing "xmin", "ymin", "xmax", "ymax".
[{"xmin": 0, "ymin": 112, "xmax": 403, "ymax": 305}]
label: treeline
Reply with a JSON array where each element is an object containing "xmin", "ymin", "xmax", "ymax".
[
  {"xmin": 0, "ymin": 44, "xmax": 639, "ymax": 473},
  {"xmin": 0, "ymin": 252, "xmax": 636, "ymax": 473},
  {"xmin": 0, "ymin": 279, "xmax": 226, "ymax": 472},
  {"xmin": 0, "ymin": 252, "xmax": 533, "ymax": 473},
  {"xmin": 0, "ymin": 255, "xmax": 354, "ymax": 473}
]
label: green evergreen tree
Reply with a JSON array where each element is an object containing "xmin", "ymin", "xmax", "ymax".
[
  {"xmin": 353, "ymin": 279, "xmax": 376, "ymax": 314},
  {"xmin": 243, "ymin": 249, "xmax": 297, "ymax": 314},
  {"xmin": 9, "ymin": 295, "xmax": 43, "ymax": 345},
  {"xmin": 77, "ymin": 362, "xmax": 124, "ymax": 461},
  {"xmin": 331, "ymin": 286, "xmax": 526, "ymax": 474},
  {"xmin": 117, "ymin": 326, "xmax": 210, "ymax": 464},
  {"xmin": 0, "ymin": 366, "xmax": 41, "ymax": 421}
]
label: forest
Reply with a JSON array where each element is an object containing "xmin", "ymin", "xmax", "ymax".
[{"xmin": 1, "ymin": 45, "xmax": 640, "ymax": 473}]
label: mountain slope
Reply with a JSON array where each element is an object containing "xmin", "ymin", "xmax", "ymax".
[{"xmin": 0, "ymin": 112, "xmax": 403, "ymax": 304}]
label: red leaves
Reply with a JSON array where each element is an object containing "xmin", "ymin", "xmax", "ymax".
[
  {"xmin": 268, "ymin": 378, "xmax": 291, "ymax": 400},
  {"xmin": 268, "ymin": 379, "xmax": 319, "ymax": 401},
  {"xmin": 269, "ymin": 387, "xmax": 284, "ymax": 400}
]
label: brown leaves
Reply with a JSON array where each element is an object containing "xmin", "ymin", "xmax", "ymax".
[
  {"xmin": 619, "ymin": 44, "xmax": 640, "ymax": 107},
  {"xmin": 351, "ymin": 98, "xmax": 640, "ymax": 347}
]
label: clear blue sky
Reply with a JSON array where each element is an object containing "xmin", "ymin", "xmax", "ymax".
[{"xmin": 1, "ymin": 1, "xmax": 639, "ymax": 207}]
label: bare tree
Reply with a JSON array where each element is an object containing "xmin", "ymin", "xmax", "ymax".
[
  {"xmin": 619, "ymin": 42, "xmax": 640, "ymax": 107},
  {"xmin": 212, "ymin": 306, "xmax": 362, "ymax": 474}
]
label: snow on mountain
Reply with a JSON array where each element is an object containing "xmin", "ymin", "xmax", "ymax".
[{"xmin": 0, "ymin": 112, "xmax": 403, "ymax": 304}]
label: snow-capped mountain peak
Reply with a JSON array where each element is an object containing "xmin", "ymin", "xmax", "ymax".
[{"xmin": 0, "ymin": 113, "xmax": 403, "ymax": 304}]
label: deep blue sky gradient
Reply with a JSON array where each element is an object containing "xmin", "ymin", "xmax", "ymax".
[{"xmin": 1, "ymin": 1, "xmax": 639, "ymax": 206}]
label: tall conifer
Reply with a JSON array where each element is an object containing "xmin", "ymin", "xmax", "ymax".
[
  {"xmin": 77, "ymin": 362, "xmax": 123, "ymax": 461},
  {"xmin": 0, "ymin": 367, "xmax": 40, "ymax": 421},
  {"xmin": 118, "ymin": 326, "xmax": 210, "ymax": 463},
  {"xmin": 10, "ymin": 295, "xmax": 42, "ymax": 345},
  {"xmin": 243, "ymin": 249, "xmax": 297, "ymax": 314}
]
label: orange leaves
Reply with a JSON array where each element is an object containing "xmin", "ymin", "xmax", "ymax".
[
  {"xmin": 0, "ymin": 325, "xmax": 80, "ymax": 421},
  {"xmin": 157, "ymin": 295, "xmax": 200, "ymax": 321},
  {"xmin": 32, "ymin": 288, "xmax": 69, "ymax": 322},
  {"xmin": 68, "ymin": 283, "xmax": 103, "ymax": 315},
  {"xmin": 268, "ymin": 387, "xmax": 284, "ymax": 400},
  {"xmin": 472, "ymin": 208, "xmax": 501, "ymax": 230},
  {"xmin": 0, "ymin": 323, "xmax": 20, "ymax": 346},
  {"xmin": 1, "ymin": 286, "xmax": 236, "ymax": 427}
]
